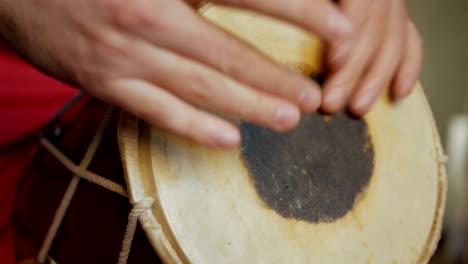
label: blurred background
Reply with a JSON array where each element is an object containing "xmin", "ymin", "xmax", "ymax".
[{"xmin": 408, "ymin": 0, "xmax": 468, "ymax": 263}]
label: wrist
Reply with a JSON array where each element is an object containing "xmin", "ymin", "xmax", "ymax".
[
  {"xmin": 0, "ymin": 1, "xmax": 21, "ymax": 47},
  {"xmin": 0, "ymin": 1, "xmax": 10, "ymax": 38}
]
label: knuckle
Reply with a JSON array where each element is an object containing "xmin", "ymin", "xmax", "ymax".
[
  {"xmin": 292, "ymin": 1, "xmax": 314, "ymax": 23},
  {"xmin": 412, "ymin": 26, "xmax": 423, "ymax": 51},
  {"xmin": 100, "ymin": 32, "xmax": 133, "ymax": 57},
  {"xmin": 276, "ymin": 71, "xmax": 303, "ymax": 97},
  {"xmin": 79, "ymin": 40, "xmax": 122, "ymax": 80},
  {"xmin": 219, "ymin": 44, "xmax": 247, "ymax": 76},
  {"xmin": 109, "ymin": 0, "xmax": 166, "ymax": 31},
  {"xmin": 170, "ymin": 113, "xmax": 208, "ymax": 144},
  {"xmin": 67, "ymin": 44, "xmax": 115, "ymax": 90},
  {"xmin": 245, "ymin": 93, "xmax": 274, "ymax": 123},
  {"xmin": 187, "ymin": 71, "xmax": 216, "ymax": 103}
]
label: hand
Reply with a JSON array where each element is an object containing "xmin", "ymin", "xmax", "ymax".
[
  {"xmin": 0, "ymin": 0, "xmax": 353, "ymax": 148},
  {"xmin": 321, "ymin": 0, "xmax": 423, "ymax": 116}
]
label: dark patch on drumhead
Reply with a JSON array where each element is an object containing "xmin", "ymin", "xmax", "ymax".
[{"xmin": 240, "ymin": 112, "xmax": 374, "ymax": 223}]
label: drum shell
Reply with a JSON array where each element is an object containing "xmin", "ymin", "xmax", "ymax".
[{"xmin": 14, "ymin": 98, "xmax": 162, "ymax": 264}]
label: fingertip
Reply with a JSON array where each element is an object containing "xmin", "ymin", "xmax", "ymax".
[
  {"xmin": 329, "ymin": 12, "xmax": 354, "ymax": 40},
  {"xmin": 321, "ymin": 87, "xmax": 346, "ymax": 114},
  {"xmin": 208, "ymin": 121, "xmax": 241, "ymax": 148},
  {"xmin": 393, "ymin": 77, "xmax": 417, "ymax": 100},
  {"xmin": 298, "ymin": 84, "xmax": 321, "ymax": 112},
  {"xmin": 348, "ymin": 96, "xmax": 372, "ymax": 117},
  {"xmin": 274, "ymin": 104, "xmax": 301, "ymax": 131},
  {"xmin": 391, "ymin": 21, "xmax": 423, "ymax": 101},
  {"xmin": 349, "ymin": 84, "xmax": 382, "ymax": 116},
  {"xmin": 213, "ymin": 128, "xmax": 241, "ymax": 148}
]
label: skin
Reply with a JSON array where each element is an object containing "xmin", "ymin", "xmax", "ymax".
[
  {"xmin": 324, "ymin": 0, "xmax": 423, "ymax": 115},
  {"xmin": 0, "ymin": 0, "xmax": 422, "ymax": 148}
]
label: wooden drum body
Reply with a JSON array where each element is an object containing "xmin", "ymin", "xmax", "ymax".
[{"xmin": 118, "ymin": 5, "xmax": 447, "ymax": 264}]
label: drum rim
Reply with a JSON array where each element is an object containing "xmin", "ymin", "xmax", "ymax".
[
  {"xmin": 117, "ymin": 86, "xmax": 447, "ymax": 264},
  {"xmin": 414, "ymin": 86, "xmax": 447, "ymax": 263}
]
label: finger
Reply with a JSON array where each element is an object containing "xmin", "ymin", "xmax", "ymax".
[
  {"xmin": 214, "ymin": 0, "xmax": 353, "ymax": 43},
  {"xmin": 392, "ymin": 21, "xmax": 423, "ymax": 99},
  {"xmin": 128, "ymin": 39, "xmax": 301, "ymax": 132},
  {"xmin": 327, "ymin": 0, "xmax": 374, "ymax": 67},
  {"xmin": 112, "ymin": 1, "xmax": 321, "ymax": 112},
  {"xmin": 102, "ymin": 78, "xmax": 241, "ymax": 148},
  {"xmin": 348, "ymin": 0, "xmax": 408, "ymax": 116},
  {"xmin": 340, "ymin": 0, "xmax": 373, "ymax": 21},
  {"xmin": 321, "ymin": 0, "xmax": 388, "ymax": 113}
]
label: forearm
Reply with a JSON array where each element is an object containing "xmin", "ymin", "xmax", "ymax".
[
  {"xmin": 0, "ymin": 0, "xmax": 80, "ymax": 88},
  {"xmin": 0, "ymin": 0, "xmax": 35, "ymax": 61},
  {"xmin": 0, "ymin": 0, "xmax": 15, "ymax": 43},
  {"xmin": 0, "ymin": 0, "xmax": 29, "ymax": 47}
]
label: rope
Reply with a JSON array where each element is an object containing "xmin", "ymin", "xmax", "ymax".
[
  {"xmin": 39, "ymin": 138, "xmax": 127, "ymax": 197},
  {"xmin": 48, "ymin": 92, "xmax": 85, "ymax": 123},
  {"xmin": 37, "ymin": 107, "xmax": 123, "ymax": 263},
  {"xmin": 118, "ymin": 198, "xmax": 155, "ymax": 264},
  {"xmin": 38, "ymin": 104, "xmax": 163, "ymax": 264},
  {"xmin": 439, "ymin": 154, "xmax": 449, "ymax": 165}
]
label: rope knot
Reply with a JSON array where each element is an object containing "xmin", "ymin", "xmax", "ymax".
[
  {"xmin": 118, "ymin": 197, "xmax": 155, "ymax": 264},
  {"xmin": 130, "ymin": 197, "xmax": 155, "ymax": 216},
  {"xmin": 439, "ymin": 154, "xmax": 449, "ymax": 164}
]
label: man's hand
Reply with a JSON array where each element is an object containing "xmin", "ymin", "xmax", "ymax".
[
  {"xmin": 322, "ymin": 0, "xmax": 423, "ymax": 115},
  {"xmin": 0, "ymin": 0, "xmax": 352, "ymax": 148},
  {"xmin": 1, "ymin": 0, "xmax": 423, "ymax": 148}
]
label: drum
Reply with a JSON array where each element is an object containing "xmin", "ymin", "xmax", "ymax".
[
  {"xmin": 119, "ymin": 5, "xmax": 447, "ymax": 264},
  {"xmin": 13, "ymin": 4, "xmax": 446, "ymax": 264},
  {"xmin": 14, "ymin": 99, "xmax": 164, "ymax": 264}
]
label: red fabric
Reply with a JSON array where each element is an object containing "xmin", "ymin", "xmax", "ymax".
[
  {"xmin": 0, "ymin": 142, "xmax": 37, "ymax": 264},
  {"xmin": 13, "ymin": 100, "xmax": 161, "ymax": 263},
  {"xmin": 0, "ymin": 43, "xmax": 78, "ymax": 263},
  {"xmin": 0, "ymin": 44, "xmax": 161, "ymax": 263},
  {"xmin": 0, "ymin": 44, "xmax": 78, "ymax": 145}
]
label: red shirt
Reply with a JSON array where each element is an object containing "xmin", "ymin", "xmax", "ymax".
[{"xmin": 0, "ymin": 43, "xmax": 78, "ymax": 263}]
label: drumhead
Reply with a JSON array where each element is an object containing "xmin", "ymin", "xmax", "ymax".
[{"xmin": 118, "ymin": 5, "xmax": 446, "ymax": 264}]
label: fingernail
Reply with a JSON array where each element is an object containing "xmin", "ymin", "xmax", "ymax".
[
  {"xmin": 329, "ymin": 13, "xmax": 353, "ymax": 37},
  {"xmin": 352, "ymin": 91, "xmax": 373, "ymax": 114},
  {"xmin": 397, "ymin": 78, "xmax": 416, "ymax": 99},
  {"xmin": 214, "ymin": 127, "xmax": 240, "ymax": 147},
  {"xmin": 298, "ymin": 87, "xmax": 320, "ymax": 112},
  {"xmin": 323, "ymin": 88, "xmax": 345, "ymax": 110},
  {"xmin": 276, "ymin": 105, "xmax": 300, "ymax": 128}
]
